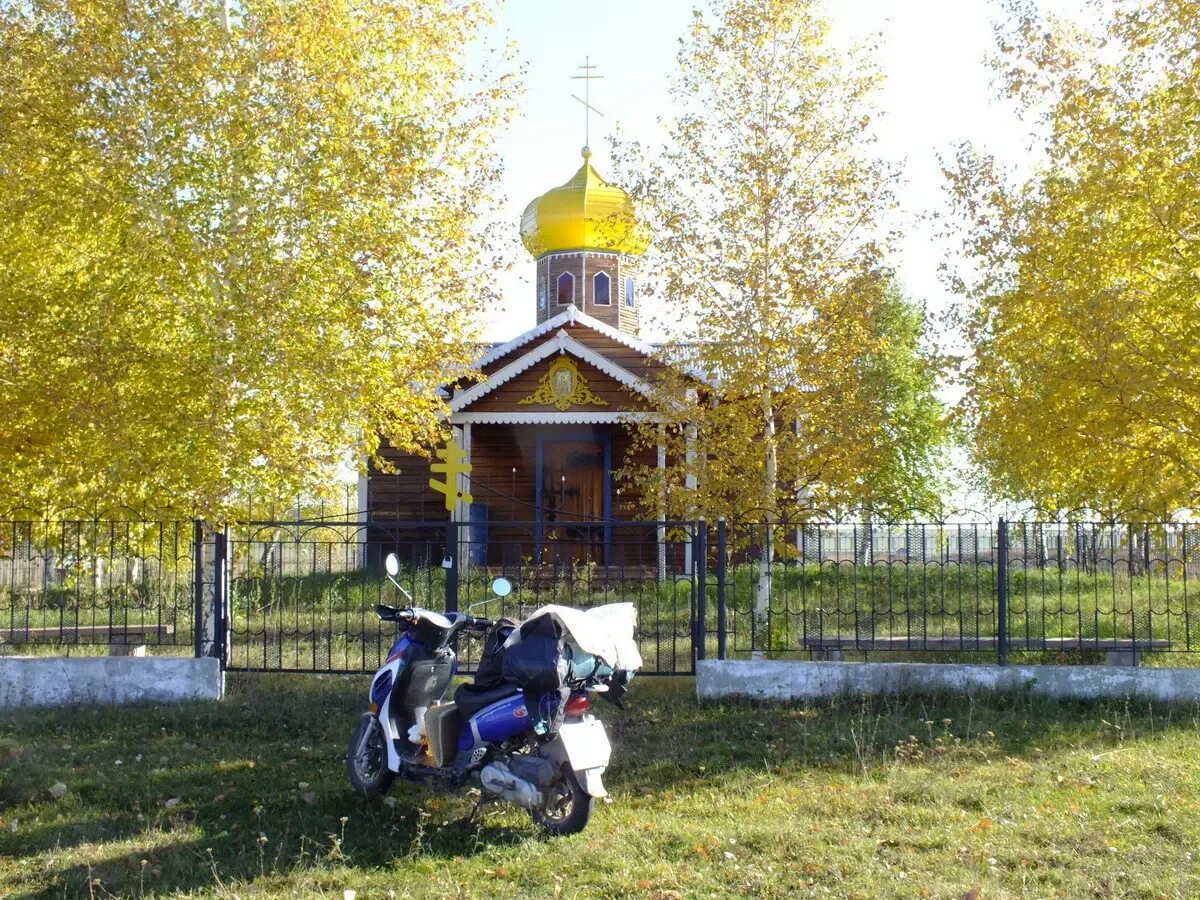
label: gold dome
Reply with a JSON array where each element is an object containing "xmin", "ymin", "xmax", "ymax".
[{"xmin": 520, "ymin": 148, "xmax": 650, "ymax": 258}]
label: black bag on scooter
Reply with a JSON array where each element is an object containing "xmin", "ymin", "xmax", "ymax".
[
  {"xmin": 501, "ymin": 613, "xmax": 569, "ymax": 733},
  {"xmin": 471, "ymin": 620, "xmax": 515, "ymax": 690}
]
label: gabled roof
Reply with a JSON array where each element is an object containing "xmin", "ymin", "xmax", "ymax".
[
  {"xmin": 449, "ymin": 328, "xmax": 656, "ymax": 414},
  {"xmin": 474, "ymin": 305, "xmax": 658, "ymax": 371}
]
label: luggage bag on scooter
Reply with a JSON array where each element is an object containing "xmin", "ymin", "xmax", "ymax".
[{"xmin": 500, "ymin": 613, "xmax": 570, "ymax": 733}]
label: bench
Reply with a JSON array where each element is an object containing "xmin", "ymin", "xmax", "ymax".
[
  {"xmin": 1, "ymin": 624, "xmax": 176, "ymax": 656},
  {"xmin": 799, "ymin": 635, "xmax": 1172, "ymax": 666}
]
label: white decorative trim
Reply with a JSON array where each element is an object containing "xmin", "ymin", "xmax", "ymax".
[
  {"xmin": 539, "ymin": 250, "xmax": 621, "ymax": 261},
  {"xmin": 475, "ymin": 305, "xmax": 659, "ymax": 370},
  {"xmin": 449, "ymin": 411, "xmax": 659, "ymax": 425},
  {"xmin": 448, "ymin": 330, "xmax": 658, "ymax": 413}
]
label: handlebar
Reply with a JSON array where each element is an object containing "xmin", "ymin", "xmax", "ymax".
[{"xmin": 375, "ymin": 603, "xmax": 492, "ymax": 638}]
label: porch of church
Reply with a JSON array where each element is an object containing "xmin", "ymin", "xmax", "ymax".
[{"xmin": 367, "ymin": 421, "xmax": 680, "ymax": 571}]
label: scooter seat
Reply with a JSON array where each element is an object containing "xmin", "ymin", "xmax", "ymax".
[{"xmin": 454, "ymin": 682, "xmax": 521, "ymax": 719}]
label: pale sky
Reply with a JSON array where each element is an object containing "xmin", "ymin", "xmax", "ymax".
[{"xmin": 481, "ymin": 0, "xmax": 1088, "ymax": 342}]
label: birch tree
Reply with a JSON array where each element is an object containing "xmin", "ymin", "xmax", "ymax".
[
  {"xmin": 613, "ymin": 0, "xmax": 898, "ymax": 620},
  {"xmin": 945, "ymin": 0, "xmax": 1200, "ymax": 512},
  {"xmin": 0, "ymin": 0, "xmax": 516, "ymax": 518}
]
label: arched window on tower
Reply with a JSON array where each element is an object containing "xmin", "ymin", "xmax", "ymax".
[
  {"xmin": 624, "ymin": 276, "xmax": 636, "ymax": 308},
  {"xmin": 593, "ymin": 271, "xmax": 611, "ymax": 305},
  {"xmin": 557, "ymin": 271, "xmax": 574, "ymax": 305},
  {"xmin": 538, "ymin": 275, "xmax": 547, "ymax": 310}
]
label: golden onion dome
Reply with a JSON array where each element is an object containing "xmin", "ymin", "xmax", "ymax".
[{"xmin": 520, "ymin": 148, "xmax": 650, "ymax": 258}]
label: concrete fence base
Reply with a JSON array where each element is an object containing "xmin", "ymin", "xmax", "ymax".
[
  {"xmin": 697, "ymin": 659, "xmax": 1200, "ymax": 704},
  {"xmin": 0, "ymin": 656, "xmax": 224, "ymax": 709}
]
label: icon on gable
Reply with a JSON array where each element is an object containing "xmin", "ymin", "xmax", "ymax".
[{"xmin": 518, "ymin": 356, "xmax": 608, "ymax": 411}]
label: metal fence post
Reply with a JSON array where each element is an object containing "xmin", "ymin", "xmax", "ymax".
[
  {"xmin": 717, "ymin": 517, "xmax": 728, "ymax": 660},
  {"xmin": 193, "ymin": 521, "xmax": 228, "ymax": 662},
  {"xmin": 193, "ymin": 519, "xmax": 204, "ymax": 658},
  {"xmin": 694, "ymin": 520, "xmax": 707, "ymax": 664},
  {"xmin": 445, "ymin": 520, "xmax": 459, "ymax": 614},
  {"xmin": 215, "ymin": 525, "xmax": 229, "ymax": 668},
  {"xmin": 997, "ymin": 517, "xmax": 1009, "ymax": 666}
]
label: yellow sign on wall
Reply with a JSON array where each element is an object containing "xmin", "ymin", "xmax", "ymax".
[
  {"xmin": 429, "ymin": 436, "xmax": 473, "ymax": 512},
  {"xmin": 519, "ymin": 356, "xmax": 608, "ymax": 411}
]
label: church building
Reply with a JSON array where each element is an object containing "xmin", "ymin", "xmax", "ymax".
[{"xmin": 364, "ymin": 148, "xmax": 684, "ymax": 567}]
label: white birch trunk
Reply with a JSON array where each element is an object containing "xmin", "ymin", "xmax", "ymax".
[{"xmin": 755, "ymin": 397, "xmax": 776, "ymax": 646}]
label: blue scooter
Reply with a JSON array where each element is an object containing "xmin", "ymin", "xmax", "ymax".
[{"xmin": 346, "ymin": 554, "xmax": 628, "ymax": 835}]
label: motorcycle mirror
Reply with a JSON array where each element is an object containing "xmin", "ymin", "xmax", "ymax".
[
  {"xmin": 383, "ymin": 553, "xmax": 413, "ymax": 604},
  {"xmin": 490, "ymin": 577, "xmax": 513, "ymax": 598}
]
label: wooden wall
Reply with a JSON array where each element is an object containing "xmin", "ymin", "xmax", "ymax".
[
  {"xmin": 367, "ymin": 422, "xmax": 660, "ymax": 523},
  {"xmin": 534, "ymin": 251, "xmax": 639, "ymax": 335},
  {"xmin": 469, "ymin": 354, "xmax": 651, "ymax": 413}
]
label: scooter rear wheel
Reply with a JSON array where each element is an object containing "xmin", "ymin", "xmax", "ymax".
[
  {"xmin": 346, "ymin": 713, "xmax": 395, "ymax": 797},
  {"xmin": 530, "ymin": 764, "xmax": 593, "ymax": 836}
]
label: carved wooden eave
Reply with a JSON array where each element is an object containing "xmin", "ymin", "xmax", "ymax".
[{"xmin": 448, "ymin": 328, "xmax": 657, "ymax": 414}]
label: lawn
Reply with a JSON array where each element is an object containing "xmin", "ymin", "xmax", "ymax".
[{"xmin": 3, "ymin": 675, "xmax": 1200, "ymax": 898}]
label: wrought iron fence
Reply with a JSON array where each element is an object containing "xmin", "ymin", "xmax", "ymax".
[
  {"xmin": 1, "ymin": 510, "xmax": 196, "ymax": 656},
  {"xmin": 708, "ymin": 516, "xmax": 1200, "ymax": 663},
  {"xmin": 224, "ymin": 519, "xmax": 699, "ymax": 675},
  {"xmin": 4, "ymin": 508, "xmax": 1198, "ymax": 671}
]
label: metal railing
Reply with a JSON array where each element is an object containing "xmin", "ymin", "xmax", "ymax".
[
  {"xmin": 1, "ymin": 510, "xmax": 196, "ymax": 656},
  {"xmin": 5, "ymin": 509, "xmax": 1197, "ymax": 670},
  {"xmin": 709, "ymin": 516, "xmax": 1200, "ymax": 663}
]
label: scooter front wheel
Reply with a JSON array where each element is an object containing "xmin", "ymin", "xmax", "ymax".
[
  {"xmin": 530, "ymin": 764, "xmax": 593, "ymax": 836},
  {"xmin": 346, "ymin": 713, "xmax": 395, "ymax": 797}
]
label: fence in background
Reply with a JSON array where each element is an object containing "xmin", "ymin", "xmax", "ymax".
[
  {"xmin": 713, "ymin": 517, "xmax": 1199, "ymax": 664},
  {"xmin": 1, "ymin": 513, "xmax": 197, "ymax": 656},
  {"xmin": 4, "ymin": 509, "xmax": 1198, "ymax": 672}
]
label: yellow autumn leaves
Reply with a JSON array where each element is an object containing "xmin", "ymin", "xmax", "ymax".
[
  {"xmin": 945, "ymin": 0, "xmax": 1200, "ymax": 512},
  {"xmin": 0, "ymin": 0, "xmax": 517, "ymax": 518}
]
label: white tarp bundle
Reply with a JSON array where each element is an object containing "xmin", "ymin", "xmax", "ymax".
[{"xmin": 503, "ymin": 602, "xmax": 643, "ymax": 672}]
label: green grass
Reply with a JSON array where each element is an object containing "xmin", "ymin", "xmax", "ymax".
[{"xmin": 4, "ymin": 675, "xmax": 1200, "ymax": 897}]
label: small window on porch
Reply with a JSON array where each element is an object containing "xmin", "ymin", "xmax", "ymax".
[
  {"xmin": 593, "ymin": 271, "xmax": 611, "ymax": 305},
  {"xmin": 557, "ymin": 271, "xmax": 575, "ymax": 305}
]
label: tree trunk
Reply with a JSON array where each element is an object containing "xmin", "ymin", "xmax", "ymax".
[
  {"xmin": 1128, "ymin": 526, "xmax": 1144, "ymax": 576},
  {"xmin": 1075, "ymin": 523, "xmax": 1090, "ymax": 575},
  {"xmin": 754, "ymin": 397, "xmax": 776, "ymax": 651},
  {"xmin": 260, "ymin": 529, "xmax": 280, "ymax": 575},
  {"xmin": 855, "ymin": 515, "xmax": 874, "ymax": 566}
]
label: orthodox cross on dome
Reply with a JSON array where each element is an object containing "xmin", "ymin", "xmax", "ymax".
[{"xmin": 570, "ymin": 56, "xmax": 605, "ymax": 152}]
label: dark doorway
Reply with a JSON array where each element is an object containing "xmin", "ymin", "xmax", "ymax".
[{"xmin": 537, "ymin": 435, "xmax": 610, "ymax": 564}]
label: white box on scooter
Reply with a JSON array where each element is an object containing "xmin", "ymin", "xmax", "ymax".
[{"xmin": 554, "ymin": 717, "xmax": 611, "ymax": 771}]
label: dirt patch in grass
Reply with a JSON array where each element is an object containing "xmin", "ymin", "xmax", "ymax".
[{"xmin": 2, "ymin": 674, "xmax": 1200, "ymax": 898}]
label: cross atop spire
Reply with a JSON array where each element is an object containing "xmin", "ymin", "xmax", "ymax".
[{"xmin": 570, "ymin": 56, "xmax": 604, "ymax": 153}]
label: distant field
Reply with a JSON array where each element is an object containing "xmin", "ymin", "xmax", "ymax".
[{"xmin": 4, "ymin": 675, "xmax": 1200, "ymax": 897}]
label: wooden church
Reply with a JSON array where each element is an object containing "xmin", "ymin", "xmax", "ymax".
[{"xmin": 364, "ymin": 147, "xmax": 684, "ymax": 567}]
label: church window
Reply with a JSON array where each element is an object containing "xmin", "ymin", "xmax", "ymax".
[
  {"xmin": 624, "ymin": 276, "xmax": 636, "ymax": 307},
  {"xmin": 593, "ymin": 271, "xmax": 611, "ymax": 305},
  {"xmin": 557, "ymin": 271, "xmax": 574, "ymax": 305},
  {"xmin": 538, "ymin": 275, "xmax": 547, "ymax": 309}
]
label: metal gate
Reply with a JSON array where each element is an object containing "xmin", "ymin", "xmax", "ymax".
[{"xmin": 221, "ymin": 518, "xmax": 703, "ymax": 675}]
